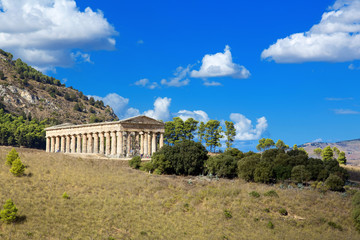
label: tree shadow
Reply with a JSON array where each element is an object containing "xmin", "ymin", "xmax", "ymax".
[{"xmin": 14, "ymin": 215, "xmax": 27, "ymax": 224}]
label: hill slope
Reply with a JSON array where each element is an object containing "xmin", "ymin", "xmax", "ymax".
[
  {"xmin": 300, "ymin": 139, "xmax": 360, "ymax": 165},
  {"xmin": 0, "ymin": 49, "xmax": 117, "ymax": 124},
  {"xmin": 0, "ymin": 146, "xmax": 358, "ymax": 239}
]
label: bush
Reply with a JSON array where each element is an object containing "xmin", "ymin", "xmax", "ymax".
[
  {"xmin": 237, "ymin": 154, "xmax": 260, "ymax": 181},
  {"xmin": 291, "ymin": 165, "xmax": 311, "ymax": 183},
  {"xmin": 151, "ymin": 141, "xmax": 208, "ymax": 175},
  {"xmin": 224, "ymin": 209, "xmax": 232, "ymax": 219},
  {"xmin": 249, "ymin": 191, "xmax": 260, "ymax": 198},
  {"xmin": 328, "ymin": 221, "xmax": 343, "ymax": 231},
  {"xmin": 140, "ymin": 162, "xmax": 155, "ymax": 173},
  {"xmin": 10, "ymin": 158, "xmax": 25, "ymax": 177},
  {"xmin": 264, "ymin": 190, "xmax": 279, "ymax": 198},
  {"xmin": 0, "ymin": 199, "xmax": 18, "ymax": 224},
  {"xmin": 129, "ymin": 156, "xmax": 141, "ymax": 169},
  {"xmin": 279, "ymin": 208, "xmax": 288, "ymax": 216},
  {"xmin": 62, "ymin": 192, "xmax": 70, "ymax": 199},
  {"xmin": 254, "ymin": 161, "xmax": 274, "ymax": 183},
  {"xmin": 325, "ymin": 174, "xmax": 344, "ymax": 191},
  {"xmin": 205, "ymin": 154, "xmax": 238, "ymax": 178},
  {"xmin": 6, "ymin": 148, "xmax": 19, "ymax": 166},
  {"xmin": 267, "ymin": 221, "xmax": 274, "ymax": 229}
]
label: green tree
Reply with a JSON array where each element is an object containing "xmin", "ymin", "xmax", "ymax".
[
  {"xmin": 184, "ymin": 118, "xmax": 198, "ymax": 140},
  {"xmin": 204, "ymin": 120, "xmax": 223, "ymax": 152},
  {"xmin": 198, "ymin": 121, "xmax": 206, "ymax": 144},
  {"xmin": 256, "ymin": 138, "xmax": 275, "ymax": 151},
  {"xmin": 224, "ymin": 121, "xmax": 236, "ymax": 150},
  {"xmin": 325, "ymin": 174, "xmax": 344, "ymax": 191},
  {"xmin": 338, "ymin": 151, "xmax": 347, "ymax": 165},
  {"xmin": 173, "ymin": 117, "xmax": 185, "ymax": 143},
  {"xmin": 291, "ymin": 165, "xmax": 311, "ymax": 183},
  {"xmin": 89, "ymin": 97, "xmax": 95, "ymax": 106},
  {"xmin": 10, "ymin": 158, "xmax": 25, "ymax": 177},
  {"xmin": 6, "ymin": 148, "xmax": 19, "ymax": 166},
  {"xmin": 237, "ymin": 154, "xmax": 261, "ymax": 181},
  {"xmin": 333, "ymin": 146, "xmax": 340, "ymax": 157},
  {"xmin": 313, "ymin": 148, "xmax": 322, "ymax": 158},
  {"xmin": 0, "ymin": 199, "xmax": 18, "ymax": 224},
  {"xmin": 164, "ymin": 121, "xmax": 176, "ymax": 145},
  {"xmin": 322, "ymin": 146, "xmax": 334, "ymax": 161},
  {"xmin": 293, "ymin": 144, "xmax": 298, "ymax": 150},
  {"xmin": 275, "ymin": 139, "xmax": 289, "ymax": 150}
]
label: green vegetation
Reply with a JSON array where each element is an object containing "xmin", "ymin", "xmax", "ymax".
[
  {"xmin": 224, "ymin": 121, "xmax": 236, "ymax": 150},
  {"xmin": 129, "ymin": 156, "xmax": 141, "ymax": 169},
  {"xmin": 5, "ymin": 148, "xmax": 19, "ymax": 166},
  {"xmin": 0, "ymin": 199, "xmax": 18, "ymax": 224},
  {"xmin": 256, "ymin": 138, "xmax": 275, "ymax": 151},
  {"xmin": 0, "ymin": 147, "xmax": 358, "ymax": 239},
  {"xmin": 10, "ymin": 157, "xmax": 25, "ymax": 176},
  {"xmin": 62, "ymin": 192, "xmax": 70, "ymax": 199}
]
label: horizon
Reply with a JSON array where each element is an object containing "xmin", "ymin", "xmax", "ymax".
[{"xmin": 0, "ymin": 0, "xmax": 359, "ymax": 151}]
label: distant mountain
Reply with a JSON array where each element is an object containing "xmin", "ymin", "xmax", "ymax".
[
  {"xmin": 299, "ymin": 139, "xmax": 360, "ymax": 166},
  {"xmin": 0, "ymin": 49, "xmax": 117, "ymax": 124}
]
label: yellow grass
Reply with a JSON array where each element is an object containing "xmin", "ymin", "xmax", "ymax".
[{"xmin": 0, "ymin": 146, "xmax": 358, "ymax": 239}]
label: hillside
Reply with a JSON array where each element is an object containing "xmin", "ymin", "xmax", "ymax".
[
  {"xmin": 300, "ymin": 139, "xmax": 360, "ymax": 166},
  {"xmin": 0, "ymin": 49, "xmax": 117, "ymax": 124},
  {"xmin": 0, "ymin": 146, "xmax": 358, "ymax": 239}
]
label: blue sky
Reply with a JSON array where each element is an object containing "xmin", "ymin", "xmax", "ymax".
[{"xmin": 0, "ymin": 0, "xmax": 359, "ymax": 151}]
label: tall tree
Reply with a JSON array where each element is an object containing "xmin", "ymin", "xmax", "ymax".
[
  {"xmin": 184, "ymin": 118, "xmax": 199, "ymax": 140},
  {"xmin": 333, "ymin": 146, "xmax": 340, "ymax": 158},
  {"xmin": 198, "ymin": 121, "xmax": 205, "ymax": 144},
  {"xmin": 256, "ymin": 138, "xmax": 275, "ymax": 151},
  {"xmin": 173, "ymin": 117, "xmax": 185, "ymax": 143},
  {"xmin": 225, "ymin": 121, "xmax": 236, "ymax": 150},
  {"xmin": 275, "ymin": 139, "xmax": 289, "ymax": 150},
  {"xmin": 313, "ymin": 148, "xmax": 322, "ymax": 158},
  {"xmin": 204, "ymin": 120, "xmax": 223, "ymax": 152},
  {"xmin": 321, "ymin": 146, "xmax": 334, "ymax": 161},
  {"xmin": 338, "ymin": 151, "xmax": 347, "ymax": 165},
  {"xmin": 164, "ymin": 121, "xmax": 176, "ymax": 145}
]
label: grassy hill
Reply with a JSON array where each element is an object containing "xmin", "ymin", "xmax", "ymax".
[
  {"xmin": 0, "ymin": 147, "xmax": 359, "ymax": 239},
  {"xmin": 0, "ymin": 49, "xmax": 117, "ymax": 124},
  {"xmin": 300, "ymin": 139, "xmax": 360, "ymax": 166}
]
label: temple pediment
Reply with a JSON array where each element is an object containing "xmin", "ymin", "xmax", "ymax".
[{"xmin": 120, "ymin": 115, "xmax": 164, "ymax": 126}]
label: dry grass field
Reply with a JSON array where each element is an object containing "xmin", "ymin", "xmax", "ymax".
[{"xmin": 0, "ymin": 146, "xmax": 359, "ymax": 240}]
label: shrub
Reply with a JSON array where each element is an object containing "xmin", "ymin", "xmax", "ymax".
[
  {"xmin": 224, "ymin": 209, "xmax": 232, "ymax": 219},
  {"xmin": 237, "ymin": 154, "xmax": 260, "ymax": 181},
  {"xmin": 6, "ymin": 148, "xmax": 19, "ymax": 166},
  {"xmin": 140, "ymin": 161, "xmax": 155, "ymax": 173},
  {"xmin": 328, "ymin": 221, "xmax": 343, "ymax": 231},
  {"xmin": 249, "ymin": 191, "xmax": 260, "ymax": 198},
  {"xmin": 129, "ymin": 156, "xmax": 141, "ymax": 169},
  {"xmin": 325, "ymin": 174, "xmax": 344, "ymax": 191},
  {"xmin": 264, "ymin": 190, "xmax": 279, "ymax": 198},
  {"xmin": 291, "ymin": 165, "xmax": 311, "ymax": 183},
  {"xmin": 0, "ymin": 199, "xmax": 18, "ymax": 224},
  {"xmin": 267, "ymin": 221, "xmax": 274, "ymax": 229},
  {"xmin": 10, "ymin": 158, "xmax": 25, "ymax": 177},
  {"xmin": 279, "ymin": 208, "xmax": 288, "ymax": 216},
  {"xmin": 62, "ymin": 192, "xmax": 70, "ymax": 199},
  {"xmin": 151, "ymin": 141, "xmax": 208, "ymax": 175},
  {"xmin": 254, "ymin": 161, "xmax": 274, "ymax": 183},
  {"xmin": 205, "ymin": 154, "xmax": 238, "ymax": 178}
]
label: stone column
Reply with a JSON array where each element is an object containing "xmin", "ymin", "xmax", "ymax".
[
  {"xmin": 60, "ymin": 136, "xmax": 65, "ymax": 153},
  {"xmin": 127, "ymin": 132, "xmax": 131, "ymax": 157},
  {"xmin": 105, "ymin": 131, "xmax": 111, "ymax": 155},
  {"xmin": 55, "ymin": 136, "xmax": 60, "ymax": 152},
  {"xmin": 147, "ymin": 132, "xmax": 151, "ymax": 156},
  {"xmin": 144, "ymin": 132, "xmax": 148, "ymax": 156},
  {"xmin": 160, "ymin": 133, "xmax": 164, "ymax": 149},
  {"xmin": 111, "ymin": 131, "xmax": 116, "ymax": 156},
  {"xmin": 87, "ymin": 133, "xmax": 93, "ymax": 153},
  {"xmin": 51, "ymin": 136, "xmax": 55, "ymax": 152},
  {"xmin": 152, "ymin": 132, "xmax": 157, "ymax": 155},
  {"xmin": 135, "ymin": 132, "xmax": 139, "ymax": 155},
  {"xmin": 82, "ymin": 134, "xmax": 87, "ymax": 154},
  {"xmin": 117, "ymin": 131, "xmax": 123, "ymax": 157},
  {"xmin": 66, "ymin": 135, "xmax": 71, "ymax": 153},
  {"xmin": 140, "ymin": 132, "xmax": 144, "ymax": 155},
  {"xmin": 76, "ymin": 134, "xmax": 82, "ymax": 153},
  {"xmin": 46, "ymin": 137, "xmax": 50, "ymax": 152},
  {"xmin": 71, "ymin": 135, "xmax": 76, "ymax": 153},
  {"xmin": 99, "ymin": 132, "xmax": 104, "ymax": 154},
  {"xmin": 93, "ymin": 132, "xmax": 99, "ymax": 154}
]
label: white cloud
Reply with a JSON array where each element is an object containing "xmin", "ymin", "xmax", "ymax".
[
  {"xmin": 230, "ymin": 113, "xmax": 268, "ymax": 141},
  {"xmin": 176, "ymin": 110, "xmax": 210, "ymax": 122},
  {"xmin": 0, "ymin": 0, "xmax": 117, "ymax": 69},
  {"xmin": 203, "ymin": 80, "xmax": 222, "ymax": 86},
  {"xmin": 262, "ymin": 0, "xmax": 360, "ymax": 63},
  {"xmin": 325, "ymin": 97, "xmax": 354, "ymax": 101},
  {"xmin": 134, "ymin": 78, "xmax": 159, "ymax": 89},
  {"xmin": 88, "ymin": 93, "xmax": 139, "ymax": 119},
  {"xmin": 144, "ymin": 97, "xmax": 171, "ymax": 121},
  {"xmin": 333, "ymin": 108, "xmax": 360, "ymax": 114},
  {"xmin": 312, "ymin": 138, "xmax": 323, "ymax": 143},
  {"xmin": 161, "ymin": 65, "xmax": 191, "ymax": 87},
  {"xmin": 191, "ymin": 45, "xmax": 250, "ymax": 79}
]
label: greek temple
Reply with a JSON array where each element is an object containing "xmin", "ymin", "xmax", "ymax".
[{"xmin": 45, "ymin": 115, "xmax": 165, "ymax": 158}]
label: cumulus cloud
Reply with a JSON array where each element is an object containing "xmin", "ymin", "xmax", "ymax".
[
  {"xmin": 191, "ymin": 45, "xmax": 250, "ymax": 79},
  {"xmin": 176, "ymin": 110, "xmax": 210, "ymax": 122},
  {"xmin": 144, "ymin": 97, "xmax": 172, "ymax": 121},
  {"xmin": 333, "ymin": 108, "xmax": 360, "ymax": 114},
  {"xmin": 134, "ymin": 78, "xmax": 159, "ymax": 89},
  {"xmin": 262, "ymin": 0, "xmax": 360, "ymax": 63},
  {"xmin": 161, "ymin": 65, "xmax": 191, "ymax": 87},
  {"xmin": 0, "ymin": 0, "xmax": 117, "ymax": 69},
  {"xmin": 88, "ymin": 93, "xmax": 139, "ymax": 119},
  {"xmin": 230, "ymin": 113, "xmax": 268, "ymax": 141}
]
